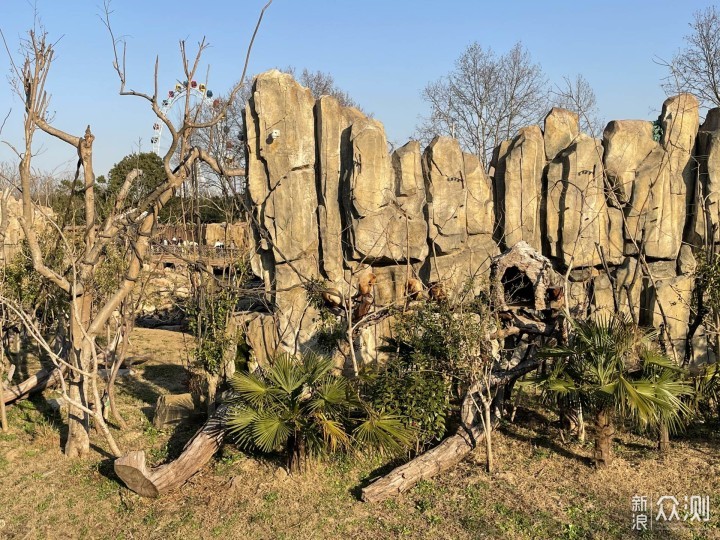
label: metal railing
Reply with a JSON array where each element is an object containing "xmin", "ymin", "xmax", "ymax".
[{"xmin": 150, "ymin": 244, "xmax": 241, "ymax": 259}]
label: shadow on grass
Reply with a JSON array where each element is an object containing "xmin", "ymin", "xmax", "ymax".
[
  {"xmin": 500, "ymin": 407, "xmax": 594, "ymax": 466},
  {"xmin": 676, "ymin": 416, "xmax": 720, "ymax": 444},
  {"xmin": 115, "ymin": 363, "xmax": 188, "ymax": 416},
  {"xmin": 141, "ymin": 364, "xmax": 188, "ymax": 394},
  {"xmin": 165, "ymin": 415, "xmax": 205, "ymax": 461},
  {"xmin": 97, "ymin": 456, "xmax": 119, "ymax": 483},
  {"xmin": 90, "ymin": 443, "xmax": 115, "ymax": 460},
  {"xmin": 26, "ymin": 393, "xmax": 67, "ymax": 450}
]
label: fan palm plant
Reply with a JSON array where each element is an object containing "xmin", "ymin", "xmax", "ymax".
[
  {"xmin": 226, "ymin": 352, "xmax": 412, "ymax": 472},
  {"xmin": 535, "ymin": 315, "xmax": 692, "ymax": 466},
  {"xmin": 691, "ymin": 361, "xmax": 720, "ymax": 424}
]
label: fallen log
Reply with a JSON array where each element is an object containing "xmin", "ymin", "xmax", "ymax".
[
  {"xmin": 361, "ymin": 358, "xmax": 542, "ymax": 503},
  {"xmin": 2, "ymin": 367, "xmax": 63, "ymax": 406},
  {"xmin": 362, "ymin": 422, "xmax": 483, "ymax": 503},
  {"xmin": 114, "ymin": 406, "xmax": 226, "ymax": 497}
]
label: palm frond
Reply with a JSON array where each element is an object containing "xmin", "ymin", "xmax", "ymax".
[
  {"xmin": 309, "ymin": 376, "xmax": 351, "ymax": 414},
  {"xmin": 534, "ymin": 313, "xmax": 694, "ymax": 433},
  {"xmin": 267, "ymin": 353, "xmax": 306, "ymax": 396},
  {"xmin": 301, "ymin": 352, "xmax": 335, "ymax": 382},
  {"xmin": 616, "ymin": 375, "xmax": 660, "ymax": 426},
  {"xmin": 230, "ymin": 372, "xmax": 278, "ymax": 408},
  {"xmin": 640, "ymin": 347, "xmax": 684, "ymax": 372},
  {"xmin": 354, "ymin": 413, "xmax": 415, "ymax": 453},
  {"xmin": 538, "ymin": 345, "xmax": 576, "ymax": 358},
  {"xmin": 316, "ymin": 413, "xmax": 351, "ymax": 452},
  {"xmin": 695, "ymin": 362, "xmax": 720, "ymax": 401},
  {"xmin": 227, "ymin": 405, "xmax": 261, "ymax": 450},
  {"xmin": 252, "ymin": 411, "xmax": 292, "ymax": 453}
]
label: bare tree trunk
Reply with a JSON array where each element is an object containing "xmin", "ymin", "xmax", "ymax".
[
  {"xmin": 65, "ymin": 296, "xmax": 93, "ymax": 458},
  {"xmin": 714, "ymin": 313, "xmax": 720, "ymax": 365},
  {"xmin": 559, "ymin": 396, "xmax": 586, "ymax": 443},
  {"xmin": 106, "ymin": 322, "xmax": 130, "ymax": 429},
  {"xmin": 658, "ymin": 423, "xmax": 670, "ymax": 454},
  {"xmin": 362, "ymin": 425, "xmax": 484, "ymax": 503},
  {"xmin": 206, "ymin": 373, "xmax": 218, "ymax": 416},
  {"xmin": 106, "ymin": 364, "xmax": 125, "ymax": 427},
  {"xmin": 362, "ymin": 359, "xmax": 542, "ymax": 502},
  {"xmin": 363, "ymin": 382, "xmax": 487, "ymax": 503},
  {"xmin": 482, "ymin": 398, "xmax": 493, "ymax": 473},
  {"xmin": 65, "ymin": 355, "xmax": 91, "ymax": 458},
  {"xmin": 594, "ymin": 408, "xmax": 614, "ymax": 467},
  {"xmin": 347, "ymin": 304, "xmax": 359, "ymax": 377},
  {"xmin": 1, "ymin": 195, "xmax": 10, "ymax": 434},
  {"xmin": 0, "ymin": 355, "xmax": 7, "ymax": 432},
  {"xmin": 286, "ymin": 433, "xmax": 303, "ymax": 474},
  {"xmin": 576, "ymin": 403, "xmax": 586, "ymax": 443}
]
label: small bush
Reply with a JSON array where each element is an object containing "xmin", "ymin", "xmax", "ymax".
[{"xmin": 365, "ymin": 291, "xmax": 493, "ymax": 450}]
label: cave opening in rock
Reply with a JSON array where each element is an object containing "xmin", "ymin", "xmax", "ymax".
[{"xmin": 502, "ymin": 266, "xmax": 535, "ymax": 307}]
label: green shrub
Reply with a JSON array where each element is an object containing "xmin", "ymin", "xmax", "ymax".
[
  {"xmin": 366, "ymin": 294, "xmax": 493, "ymax": 449},
  {"xmin": 366, "ymin": 361, "xmax": 450, "ymax": 445},
  {"xmin": 227, "ymin": 352, "xmax": 414, "ymax": 471}
]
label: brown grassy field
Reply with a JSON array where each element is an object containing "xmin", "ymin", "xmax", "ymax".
[{"xmin": 0, "ymin": 328, "xmax": 719, "ymax": 540}]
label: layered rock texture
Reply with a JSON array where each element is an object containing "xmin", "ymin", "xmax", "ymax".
[
  {"xmin": 242, "ymin": 70, "xmax": 714, "ymax": 367},
  {"xmin": 0, "ymin": 196, "xmax": 54, "ymax": 262}
]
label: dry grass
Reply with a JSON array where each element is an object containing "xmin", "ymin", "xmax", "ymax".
[{"xmin": 0, "ymin": 328, "xmax": 719, "ymax": 540}]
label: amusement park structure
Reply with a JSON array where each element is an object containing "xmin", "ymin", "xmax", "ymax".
[{"xmin": 151, "ymin": 79, "xmax": 215, "ymax": 155}]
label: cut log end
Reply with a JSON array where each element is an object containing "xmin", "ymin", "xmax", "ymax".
[
  {"xmin": 114, "ymin": 405, "xmax": 227, "ymax": 497},
  {"xmin": 114, "ymin": 451, "xmax": 161, "ymax": 498}
]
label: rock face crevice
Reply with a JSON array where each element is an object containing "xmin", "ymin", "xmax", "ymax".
[{"xmin": 242, "ymin": 70, "xmax": 713, "ymax": 368}]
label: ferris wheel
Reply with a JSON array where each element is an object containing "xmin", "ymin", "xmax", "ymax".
[{"xmin": 151, "ymin": 79, "xmax": 217, "ymax": 156}]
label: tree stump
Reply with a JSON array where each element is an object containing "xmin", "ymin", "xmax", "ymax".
[{"xmin": 490, "ymin": 241, "xmax": 564, "ymax": 312}]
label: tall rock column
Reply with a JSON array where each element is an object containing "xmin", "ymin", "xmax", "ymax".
[
  {"xmin": 244, "ymin": 70, "xmax": 321, "ymax": 350},
  {"xmin": 624, "ymin": 94, "xmax": 698, "ymax": 259},
  {"xmin": 343, "ymin": 118, "xmax": 427, "ymax": 265},
  {"xmin": 603, "ymin": 120, "xmax": 656, "ymax": 206},
  {"xmin": 546, "ymin": 134, "xmax": 622, "ymax": 268},
  {"xmin": 316, "ymin": 96, "xmax": 367, "ymax": 283},
  {"xmin": 422, "ymin": 137, "xmax": 497, "ymax": 293},
  {"xmin": 493, "ymin": 126, "xmax": 544, "ymax": 250},
  {"xmin": 691, "ymin": 108, "xmax": 720, "ymax": 245}
]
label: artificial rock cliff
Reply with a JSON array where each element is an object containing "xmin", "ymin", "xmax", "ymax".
[
  {"xmin": 0, "ymin": 197, "xmax": 54, "ymax": 263},
  {"xmin": 240, "ymin": 69, "xmax": 716, "ymax": 368}
]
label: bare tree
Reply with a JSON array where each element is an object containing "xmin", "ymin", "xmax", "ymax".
[
  {"xmin": 416, "ymin": 42, "xmax": 549, "ymax": 168},
  {"xmin": 551, "ymin": 74, "xmax": 604, "ymax": 137},
  {"xmin": 0, "ymin": 191, "xmax": 9, "ymax": 432},
  {"xmin": 0, "ymin": 0, "xmax": 267, "ymax": 457},
  {"xmin": 661, "ymin": 6, "xmax": 720, "ymax": 107}
]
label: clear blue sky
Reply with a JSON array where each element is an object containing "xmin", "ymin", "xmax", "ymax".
[{"xmin": 0, "ymin": 0, "xmax": 716, "ymax": 177}]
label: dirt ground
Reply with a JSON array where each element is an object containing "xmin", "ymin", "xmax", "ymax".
[{"xmin": 1, "ymin": 327, "xmax": 719, "ymax": 540}]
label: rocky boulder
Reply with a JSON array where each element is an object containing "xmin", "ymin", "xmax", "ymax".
[
  {"xmin": 423, "ymin": 136, "xmax": 468, "ymax": 254},
  {"xmin": 494, "ymin": 126, "xmax": 544, "ymax": 250},
  {"xmin": 602, "ymin": 120, "xmax": 656, "ymax": 205},
  {"xmin": 544, "ymin": 107, "xmax": 578, "ymax": 161},
  {"xmin": 546, "ymin": 134, "xmax": 622, "ymax": 267}
]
